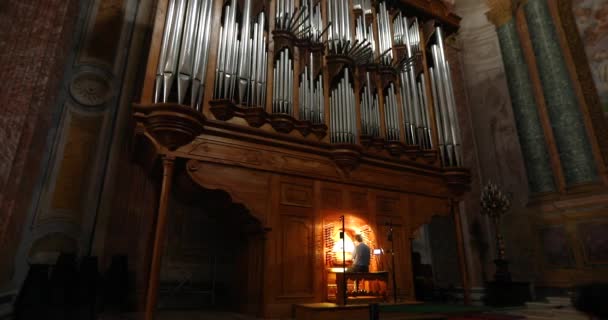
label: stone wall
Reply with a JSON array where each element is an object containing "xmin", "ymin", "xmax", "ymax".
[
  {"xmin": 452, "ymin": 0, "xmax": 538, "ymax": 286},
  {"xmin": 0, "ymin": 0, "xmax": 80, "ymax": 290},
  {"xmin": 573, "ymin": 0, "xmax": 608, "ymax": 112}
]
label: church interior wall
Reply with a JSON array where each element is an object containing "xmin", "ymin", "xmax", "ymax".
[{"xmin": 2, "ymin": 0, "xmax": 608, "ymax": 317}]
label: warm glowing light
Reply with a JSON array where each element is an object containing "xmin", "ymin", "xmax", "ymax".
[
  {"xmin": 332, "ymin": 233, "xmax": 355, "ymax": 253},
  {"xmin": 373, "ymin": 248, "xmax": 384, "ymax": 255},
  {"xmin": 330, "ymin": 267, "xmax": 346, "ymax": 273}
]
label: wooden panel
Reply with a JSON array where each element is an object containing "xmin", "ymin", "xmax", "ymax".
[
  {"xmin": 376, "ymin": 196, "xmax": 400, "ymax": 216},
  {"xmin": 577, "ymin": 219, "xmax": 608, "ymax": 265},
  {"xmin": 187, "ymin": 161, "xmax": 270, "ymax": 223},
  {"xmin": 374, "ymin": 215, "xmax": 413, "ymax": 298},
  {"xmin": 280, "ymin": 215, "xmax": 314, "ymax": 297},
  {"xmin": 187, "ymin": 140, "xmax": 264, "ymax": 166},
  {"xmin": 349, "ymin": 191, "xmax": 368, "ymax": 212},
  {"xmin": 185, "ymin": 137, "xmax": 340, "ymax": 180},
  {"xmin": 321, "ymin": 188, "xmax": 343, "ymax": 210},
  {"xmin": 409, "ymin": 195, "xmax": 450, "ymax": 233},
  {"xmin": 177, "ymin": 135, "xmax": 450, "ymax": 198},
  {"xmin": 281, "ymin": 183, "xmax": 313, "ymax": 208}
]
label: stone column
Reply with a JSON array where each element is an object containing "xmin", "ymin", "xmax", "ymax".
[
  {"xmin": 486, "ymin": 0, "xmax": 555, "ymax": 193},
  {"xmin": 522, "ymin": 0, "xmax": 598, "ymax": 186}
]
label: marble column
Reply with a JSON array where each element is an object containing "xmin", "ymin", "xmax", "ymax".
[
  {"xmin": 486, "ymin": 0, "xmax": 555, "ymax": 193},
  {"xmin": 522, "ymin": 0, "xmax": 598, "ymax": 186}
]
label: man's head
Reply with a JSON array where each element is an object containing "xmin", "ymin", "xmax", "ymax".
[{"xmin": 355, "ymin": 234, "xmax": 363, "ymax": 243}]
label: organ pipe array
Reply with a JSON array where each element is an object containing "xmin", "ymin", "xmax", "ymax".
[
  {"xmin": 359, "ymin": 72, "xmax": 380, "ymax": 137},
  {"xmin": 299, "ymin": 53, "xmax": 325, "ymax": 124},
  {"xmin": 384, "ymin": 83, "xmax": 401, "ymax": 141},
  {"xmin": 154, "ymin": 0, "xmax": 214, "ymax": 110},
  {"xmin": 296, "ymin": 0, "xmax": 324, "ymax": 44},
  {"xmin": 273, "ymin": 48, "xmax": 294, "ymax": 115},
  {"xmin": 429, "ymin": 26, "xmax": 463, "ymax": 167},
  {"xmin": 213, "ymin": 0, "xmax": 268, "ymax": 108},
  {"xmin": 330, "ymin": 68, "xmax": 357, "ymax": 144},
  {"xmin": 150, "ymin": 0, "xmax": 465, "ymax": 167}
]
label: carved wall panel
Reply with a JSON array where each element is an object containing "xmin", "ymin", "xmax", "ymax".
[
  {"xmin": 409, "ymin": 195, "xmax": 450, "ymax": 233},
  {"xmin": 321, "ymin": 188, "xmax": 343, "ymax": 210},
  {"xmin": 532, "ymin": 208, "xmax": 608, "ymax": 286},
  {"xmin": 187, "ymin": 161, "xmax": 271, "ymax": 223},
  {"xmin": 281, "ymin": 183, "xmax": 313, "ymax": 208},
  {"xmin": 184, "ymin": 136, "xmax": 341, "ymax": 181},
  {"xmin": 577, "ymin": 219, "xmax": 608, "ymax": 266},
  {"xmin": 279, "ymin": 214, "xmax": 314, "ymax": 297},
  {"xmin": 376, "ymin": 196, "xmax": 401, "ymax": 216},
  {"xmin": 349, "ymin": 191, "xmax": 369, "ymax": 213}
]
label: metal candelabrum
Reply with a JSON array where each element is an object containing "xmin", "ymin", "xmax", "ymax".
[{"xmin": 480, "ymin": 181, "xmax": 512, "ymax": 282}]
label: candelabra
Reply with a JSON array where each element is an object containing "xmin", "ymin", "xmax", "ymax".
[{"xmin": 480, "ymin": 181, "xmax": 511, "ymax": 282}]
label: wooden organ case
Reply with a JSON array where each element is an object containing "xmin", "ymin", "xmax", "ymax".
[{"xmin": 133, "ymin": 0, "xmax": 470, "ymax": 318}]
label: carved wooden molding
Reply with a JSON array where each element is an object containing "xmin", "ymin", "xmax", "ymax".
[
  {"xmin": 133, "ymin": 103, "xmax": 205, "ymax": 150},
  {"xmin": 388, "ymin": 0, "xmax": 461, "ymax": 33},
  {"xmin": 208, "ymin": 99, "xmax": 328, "ymax": 139},
  {"xmin": 443, "ymin": 167, "xmax": 472, "ymax": 198}
]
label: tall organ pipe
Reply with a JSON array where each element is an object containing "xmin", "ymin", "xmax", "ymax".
[
  {"xmin": 330, "ymin": 68, "xmax": 356, "ymax": 143},
  {"xmin": 212, "ymin": 3, "xmax": 268, "ymax": 108},
  {"xmin": 154, "ymin": 0, "xmax": 216, "ymax": 109},
  {"xmin": 429, "ymin": 26, "xmax": 462, "ymax": 166}
]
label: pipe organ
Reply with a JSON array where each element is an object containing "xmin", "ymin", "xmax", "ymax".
[
  {"xmin": 146, "ymin": 0, "xmax": 463, "ymax": 167},
  {"xmin": 134, "ymin": 0, "xmax": 469, "ymax": 318},
  {"xmin": 145, "ymin": 0, "xmax": 462, "ymax": 167}
]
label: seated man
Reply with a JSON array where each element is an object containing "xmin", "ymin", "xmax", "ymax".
[{"xmin": 348, "ymin": 234, "xmax": 370, "ymax": 273}]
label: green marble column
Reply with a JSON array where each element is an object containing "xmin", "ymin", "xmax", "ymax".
[
  {"xmin": 495, "ymin": 19, "xmax": 555, "ymax": 193},
  {"xmin": 523, "ymin": 0, "xmax": 598, "ymax": 186}
]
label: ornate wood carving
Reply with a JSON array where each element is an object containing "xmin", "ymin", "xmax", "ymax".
[
  {"xmin": 186, "ymin": 160, "xmax": 271, "ymax": 223},
  {"xmin": 281, "ymin": 183, "xmax": 314, "ymax": 208},
  {"xmin": 330, "ymin": 145, "xmax": 363, "ymax": 173},
  {"xmin": 208, "ymin": 100, "xmax": 328, "ymax": 138},
  {"xmin": 443, "ymin": 167, "xmax": 472, "ymax": 198},
  {"xmin": 133, "ymin": 103, "xmax": 205, "ymax": 150}
]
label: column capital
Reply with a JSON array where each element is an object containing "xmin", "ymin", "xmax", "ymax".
[{"xmin": 485, "ymin": 0, "xmax": 514, "ymax": 27}]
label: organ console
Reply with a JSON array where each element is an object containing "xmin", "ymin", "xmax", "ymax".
[{"xmin": 133, "ymin": 0, "xmax": 470, "ymax": 319}]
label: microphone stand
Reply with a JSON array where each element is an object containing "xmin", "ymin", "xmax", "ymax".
[
  {"xmin": 388, "ymin": 221, "xmax": 397, "ymax": 303},
  {"xmin": 340, "ymin": 215, "xmax": 347, "ymax": 305}
]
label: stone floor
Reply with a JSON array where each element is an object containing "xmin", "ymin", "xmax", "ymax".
[
  {"xmin": 503, "ymin": 297, "xmax": 589, "ymax": 320},
  {"xmin": 99, "ymin": 311, "xmax": 271, "ymax": 320},
  {"xmin": 98, "ymin": 297, "xmax": 590, "ymax": 320}
]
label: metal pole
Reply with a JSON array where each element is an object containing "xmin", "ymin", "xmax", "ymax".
[{"xmin": 341, "ymin": 215, "xmax": 347, "ymax": 305}]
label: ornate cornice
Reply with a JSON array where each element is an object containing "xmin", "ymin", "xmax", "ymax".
[{"xmin": 485, "ymin": 0, "xmax": 514, "ymax": 27}]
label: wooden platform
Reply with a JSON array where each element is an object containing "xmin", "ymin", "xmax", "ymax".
[{"xmin": 293, "ymin": 302, "xmax": 444, "ymax": 320}]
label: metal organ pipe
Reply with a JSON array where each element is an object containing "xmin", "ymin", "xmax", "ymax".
[
  {"xmin": 427, "ymin": 26, "xmax": 462, "ymax": 166},
  {"xmin": 212, "ymin": 1, "xmax": 268, "ymax": 108},
  {"xmin": 148, "ymin": 0, "xmax": 461, "ymax": 166},
  {"xmin": 273, "ymin": 48, "xmax": 294, "ymax": 115},
  {"xmin": 330, "ymin": 68, "xmax": 356, "ymax": 144},
  {"xmin": 154, "ymin": 0, "xmax": 216, "ymax": 109},
  {"xmin": 299, "ymin": 53, "xmax": 325, "ymax": 124},
  {"xmin": 384, "ymin": 83, "xmax": 400, "ymax": 141},
  {"xmin": 376, "ymin": 2, "xmax": 393, "ymax": 66},
  {"xmin": 430, "ymin": 67, "xmax": 447, "ymax": 164},
  {"xmin": 191, "ymin": 0, "xmax": 213, "ymax": 110},
  {"xmin": 327, "ymin": 0, "xmax": 354, "ymax": 55}
]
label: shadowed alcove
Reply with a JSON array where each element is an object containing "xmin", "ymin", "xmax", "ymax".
[{"xmin": 157, "ymin": 169, "xmax": 266, "ymax": 316}]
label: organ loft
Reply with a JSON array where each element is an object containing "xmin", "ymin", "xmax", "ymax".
[
  {"xmin": 3, "ymin": 0, "xmax": 608, "ymax": 319},
  {"xmin": 135, "ymin": 0, "xmax": 470, "ymax": 317}
]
